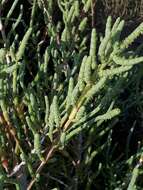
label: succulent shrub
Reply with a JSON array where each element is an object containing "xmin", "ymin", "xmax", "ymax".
[{"xmin": 0, "ymin": 0, "xmax": 143, "ymax": 189}]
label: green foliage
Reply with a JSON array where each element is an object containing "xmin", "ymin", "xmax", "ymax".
[{"xmin": 0, "ymin": 0, "xmax": 143, "ymax": 189}]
